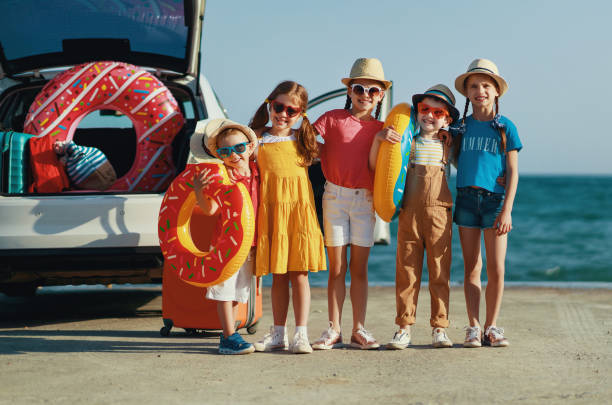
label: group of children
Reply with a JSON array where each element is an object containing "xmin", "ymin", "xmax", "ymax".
[{"xmin": 191, "ymin": 57, "xmax": 522, "ymax": 354}]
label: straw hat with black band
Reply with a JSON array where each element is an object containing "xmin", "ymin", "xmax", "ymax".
[
  {"xmin": 341, "ymin": 57, "xmax": 392, "ymax": 90},
  {"xmin": 454, "ymin": 58, "xmax": 508, "ymax": 97}
]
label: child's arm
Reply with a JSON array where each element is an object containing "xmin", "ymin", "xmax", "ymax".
[
  {"xmin": 494, "ymin": 150, "xmax": 519, "ymax": 235},
  {"xmin": 193, "ymin": 169, "xmax": 220, "ymax": 216},
  {"xmin": 368, "ymin": 126, "xmax": 401, "ymax": 171}
]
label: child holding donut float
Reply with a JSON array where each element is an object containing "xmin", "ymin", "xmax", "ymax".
[
  {"xmin": 249, "ymin": 81, "xmax": 326, "ymax": 354},
  {"xmin": 370, "ymin": 84, "xmax": 460, "ymax": 349},
  {"xmin": 452, "ymin": 59, "xmax": 521, "ymax": 348},
  {"xmin": 311, "ymin": 58, "xmax": 391, "ymax": 350},
  {"xmin": 191, "ymin": 118, "xmax": 260, "ymax": 355}
]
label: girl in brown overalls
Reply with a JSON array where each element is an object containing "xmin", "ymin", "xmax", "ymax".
[{"xmin": 371, "ymin": 84, "xmax": 460, "ymax": 349}]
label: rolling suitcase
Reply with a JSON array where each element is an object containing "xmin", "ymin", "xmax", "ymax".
[
  {"xmin": 159, "ymin": 204, "xmax": 262, "ymax": 336},
  {"xmin": 0, "ymin": 131, "xmax": 35, "ymax": 194}
]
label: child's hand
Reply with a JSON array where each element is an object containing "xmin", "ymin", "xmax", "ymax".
[
  {"xmin": 193, "ymin": 168, "xmax": 216, "ymax": 194},
  {"xmin": 377, "ymin": 126, "xmax": 401, "ymax": 144},
  {"xmin": 494, "ymin": 208, "xmax": 512, "ymax": 236},
  {"xmin": 496, "ymin": 175, "xmax": 506, "ymax": 187},
  {"xmin": 53, "ymin": 140, "xmax": 68, "ymax": 155},
  {"xmin": 436, "ymin": 129, "xmax": 452, "ymax": 146}
]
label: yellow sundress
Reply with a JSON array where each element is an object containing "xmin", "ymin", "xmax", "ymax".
[{"xmin": 256, "ymin": 133, "xmax": 327, "ymax": 275}]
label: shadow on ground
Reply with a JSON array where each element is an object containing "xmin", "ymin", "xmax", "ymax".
[{"xmin": 0, "ymin": 287, "xmax": 162, "ymax": 327}]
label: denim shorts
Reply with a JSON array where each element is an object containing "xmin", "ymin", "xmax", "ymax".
[{"xmin": 453, "ymin": 187, "xmax": 505, "ymax": 229}]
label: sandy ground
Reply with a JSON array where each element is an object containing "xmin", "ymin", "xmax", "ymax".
[{"xmin": 0, "ymin": 285, "xmax": 610, "ymax": 405}]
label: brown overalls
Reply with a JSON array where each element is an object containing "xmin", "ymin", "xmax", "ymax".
[{"xmin": 395, "ymin": 137, "xmax": 453, "ymax": 328}]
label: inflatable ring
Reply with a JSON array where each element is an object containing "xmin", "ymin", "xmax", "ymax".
[
  {"xmin": 158, "ymin": 163, "xmax": 255, "ymax": 287},
  {"xmin": 24, "ymin": 61, "xmax": 185, "ymax": 191},
  {"xmin": 373, "ymin": 103, "xmax": 417, "ymax": 222}
]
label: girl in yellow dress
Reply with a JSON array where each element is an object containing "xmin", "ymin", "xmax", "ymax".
[{"xmin": 250, "ymin": 81, "xmax": 326, "ymax": 354}]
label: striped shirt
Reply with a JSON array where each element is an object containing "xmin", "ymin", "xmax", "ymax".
[
  {"xmin": 413, "ymin": 137, "xmax": 444, "ymax": 167},
  {"xmin": 64, "ymin": 142, "xmax": 108, "ymax": 184}
]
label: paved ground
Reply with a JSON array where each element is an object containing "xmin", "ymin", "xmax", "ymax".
[{"xmin": 0, "ymin": 286, "xmax": 610, "ymax": 404}]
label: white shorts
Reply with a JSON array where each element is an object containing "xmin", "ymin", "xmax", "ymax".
[
  {"xmin": 322, "ymin": 182, "xmax": 376, "ymax": 247},
  {"xmin": 205, "ymin": 250, "xmax": 254, "ymax": 303}
]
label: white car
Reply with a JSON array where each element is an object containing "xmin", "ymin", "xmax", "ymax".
[{"xmin": 0, "ymin": 0, "xmax": 226, "ymax": 295}]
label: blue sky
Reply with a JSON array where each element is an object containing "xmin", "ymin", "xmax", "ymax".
[{"xmin": 201, "ymin": 0, "xmax": 611, "ymax": 175}]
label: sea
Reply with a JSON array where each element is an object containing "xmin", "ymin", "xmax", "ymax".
[
  {"xmin": 303, "ymin": 175, "xmax": 612, "ymax": 288},
  {"xmin": 36, "ymin": 175, "xmax": 612, "ymax": 294}
]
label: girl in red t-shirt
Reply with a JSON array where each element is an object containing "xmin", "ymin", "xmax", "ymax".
[{"xmin": 312, "ymin": 58, "xmax": 391, "ymax": 350}]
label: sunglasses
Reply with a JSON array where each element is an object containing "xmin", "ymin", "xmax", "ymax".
[
  {"xmin": 417, "ymin": 103, "xmax": 449, "ymax": 119},
  {"xmin": 216, "ymin": 142, "xmax": 249, "ymax": 158},
  {"xmin": 270, "ymin": 100, "xmax": 302, "ymax": 117},
  {"xmin": 350, "ymin": 84, "xmax": 383, "ymax": 97}
]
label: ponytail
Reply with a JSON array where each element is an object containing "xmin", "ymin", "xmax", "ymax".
[
  {"xmin": 295, "ymin": 115, "xmax": 319, "ymax": 167},
  {"xmin": 248, "ymin": 101, "xmax": 270, "ymax": 136}
]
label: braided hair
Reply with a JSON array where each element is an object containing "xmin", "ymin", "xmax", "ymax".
[
  {"xmin": 344, "ymin": 82, "xmax": 385, "ymax": 120},
  {"xmin": 452, "ymin": 89, "xmax": 507, "ymax": 162},
  {"xmin": 494, "ymin": 97, "xmax": 507, "ymax": 153},
  {"xmin": 452, "ymin": 98, "xmax": 471, "ymax": 163}
]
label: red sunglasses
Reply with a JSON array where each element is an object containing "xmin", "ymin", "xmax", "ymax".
[
  {"xmin": 270, "ymin": 100, "xmax": 302, "ymax": 117},
  {"xmin": 417, "ymin": 102, "xmax": 449, "ymax": 119}
]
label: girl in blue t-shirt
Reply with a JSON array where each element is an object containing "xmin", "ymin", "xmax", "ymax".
[{"xmin": 452, "ymin": 59, "xmax": 522, "ymax": 348}]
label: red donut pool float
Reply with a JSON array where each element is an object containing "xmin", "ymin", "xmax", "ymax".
[
  {"xmin": 23, "ymin": 61, "xmax": 185, "ymax": 191},
  {"xmin": 158, "ymin": 163, "xmax": 256, "ymax": 287}
]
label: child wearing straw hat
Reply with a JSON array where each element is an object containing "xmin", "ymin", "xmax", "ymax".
[
  {"xmin": 311, "ymin": 58, "xmax": 391, "ymax": 350},
  {"xmin": 190, "ymin": 118, "xmax": 259, "ymax": 355},
  {"xmin": 369, "ymin": 84, "xmax": 460, "ymax": 349},
  {"xmin": 452, "ymin": 58, "xmax": 522, "ymax": 348}
]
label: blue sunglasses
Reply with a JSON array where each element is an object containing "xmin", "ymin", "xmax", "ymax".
[{"xmin": 216, "ymin": 142, "xmax": 249, "ymax": 158}]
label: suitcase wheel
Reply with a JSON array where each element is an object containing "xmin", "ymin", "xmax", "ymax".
[{"xmin": 160, "ymin": 319, "xmax": 174, "ymax": 337}]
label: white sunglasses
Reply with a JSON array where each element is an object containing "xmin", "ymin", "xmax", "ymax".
[{"xmin": 350, "ymin": 83, "xmax": 383, "ymax": 97}]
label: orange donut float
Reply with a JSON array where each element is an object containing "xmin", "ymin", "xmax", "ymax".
[
  {"xmin": 23, "ymin": 61, "xmax": 185, "ymax": 191},
  {"xmin": 158, "ymin": 162, "xmax": 255, "ymax": 287}
]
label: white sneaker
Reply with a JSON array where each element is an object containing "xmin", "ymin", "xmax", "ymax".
[
  {"xmin": 463, "ymin": 325, "xmax": 482, "ymax": 348},
  {"xmin": 432, "ymin": 327, "xmax": 453, "ymax": 348},
  {"xmin": 386, "ymin": 329, "xmax": 411, "ymax": 350},
  {"xmin": 253, "ymin": 326, "xmax": 289, "ymax": 352},
  {"xmin": 350, "ymin": 327, "xmax": 380, "ymax": 350},
  {"xmin": 290, "ymin": 332, "xmax": 313, "ymax": 354},
  {"xmin": 484, "ymin": 326, "xmax": 509, "ymax": 347},
  {"xmin": 312, "ymin": 322, "xmax": 343, "ymax": 350}
]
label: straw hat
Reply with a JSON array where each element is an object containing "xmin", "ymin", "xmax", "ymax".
[
  {"xmin": 190, "ymin": 118, "xmax": 258, "ymax": 160},
  {"xmin": 454, "ymin": 58, "xmax": 508, "ymax": 97},
  {"xmin": 341, "ymin": 58, "xmax": 392, "ymax": 90},
  {"xmin": 412, "ymin": 84, "xmax": 460, "ymax": 123}
]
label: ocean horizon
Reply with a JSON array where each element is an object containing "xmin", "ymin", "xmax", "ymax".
[
  {"xmin": 23, "ymin": 174, "xmax": 612, "ymax": 293},
  {"xmin": 303, "ymin": 174, "xmax": 612, "ymax": 287}
]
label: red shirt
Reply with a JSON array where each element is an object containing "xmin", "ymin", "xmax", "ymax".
[
  {"xmin": 228, "ymin": 160, "xmax": 259, "ymax": 247},
  {"xmin": 314, "ymin": 109, "xmax": 382, "ymax": 191}
]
